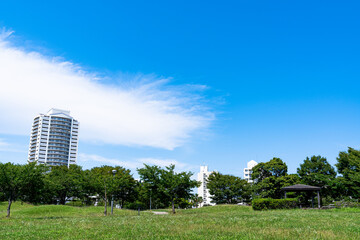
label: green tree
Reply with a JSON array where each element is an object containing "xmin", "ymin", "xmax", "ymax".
[
  {"xmin": 0, "ymin": 163, "xmax": 23, "ymax": 217},
  {"xmin": 251, "ymin": 158, "xmax": 299, "ymax": 199},
  {"xmin": 252, "ymin": 157, "xmax": 287, "ymax": 183},
  {"xmin": 138, "ymin": 164, "xmax": 199, "ymax": 214},
  {"xmin": 161, "ymin": 165, "xmax": 199, "ymax": 214},
  {"xmin": 89, "ymin": 166, "xmax": 116, "ymax": 216},
  {"xmin": 207, "ymin": 172, "xmax": 250, "ymax": 204},
  {"xmin": 335, "ymin": 147, "xmax": 360, "ymax": 198},
  {"xmin": 297, "ymin": 155, "xmax": 336, "ymax": 198},
  {"xmin": 20, "ymin": 163, "xmax": 49, "ymax": 204},
  {"xmin": 89, "ymin": 165, "xmax": 136, "ymax": 216},
  {"xmin": 253, "ymin": 174, "xmax": 300, "ymax": 199},
  {"xmin": 137, "ymin": 165, "xmax": 166, "ymax": 209},
  {"xmin": 46, "ymin": 164, "xmax": 85, "ymax": 204},
  {"xmin": 111, "ymin": 167, "xmax": 137, "ymax": 208},
  {"xmin": 0, "ymin": 162, "xmax": 46, "ymax": 217},
  {"xmin": 327, "ymin": 176, "xmax": 348, "ymax": 200},
  {"xmin": 190, "ymin": 194, "xmax": 203, "ymax": 208}
]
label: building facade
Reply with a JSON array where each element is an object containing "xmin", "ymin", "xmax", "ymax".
[
  {"xmin": 28, "ymin": 109, "xmax": 79, "ymax": 167},
  {"xmin": 197, "ymin": 166, "xmax": 216, "ymax": 207},
  {"xmin": 244, "ymin": 160, "xmax": 258, "ymax": 183}
]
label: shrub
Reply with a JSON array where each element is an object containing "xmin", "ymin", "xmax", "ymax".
[
  {"xmin": 123, "ymin": 201, "xmax": 147, "ymax": 210},
  {"xmin": 96, "ymin": 201, "xmax": 105, "ymax": 206},
  {"xmin": 252, "ymin": 198, "xmax": 297, "ymax": 210},
  {"xmin": 334, "ymin": 200, "xmax": 360, "ymax": 208},
  {"xmin": 0, "ymin": 192, "xmax": 5, "ymax": 201},
  {"xmin": 202, "ymin": 203, "xmax": 213, "ymax": 207},
  {"xmin": 175, "ymin": 198, "xmax": 192, "ymax": 209},
  {"xmin": 65, "ymin": 201, "xmax": 85, "ymax": 207}
]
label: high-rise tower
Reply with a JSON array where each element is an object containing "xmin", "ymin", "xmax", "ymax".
[
  {"xmin": 197, "ymin": 166, "xmax": 216, "ymax": 207},
  {"xmin": 28, "ymin": 108, "xmax": 79, "ymax": 167},
  {"xmin": 244, "ymin": 160, "xmax": 258, "ymax": 183}
]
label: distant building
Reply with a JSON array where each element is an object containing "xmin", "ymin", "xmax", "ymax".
[
  {"xmin": 28, "ymin": 108, "xmax": 79, "ymax": 167},
  {"xmin": 197, "ymin": 166, "xmax": 216, "ymax": 207},
  {"xmin": 244, "ymin": 160, "xmax": 258, "ymax": 183}
]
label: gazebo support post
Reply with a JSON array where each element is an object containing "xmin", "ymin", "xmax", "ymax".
[
  {"xmin": 317, "ymin": 191, "xmax": 320, "ymax": 209},
  {"xmin": 284, "ymin": 191, "xmax": 286, "ymax": 199},
  {"xmin": 311, "ymin": 195, "xmax": 314, "ymax": 208}
]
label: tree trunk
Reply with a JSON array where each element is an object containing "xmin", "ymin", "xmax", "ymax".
[
  {"xmin": 104, "ymin": 187, "xmax": 107, "ymax": 216},
  {"xmin": 104, "ymin": 199, "xmax": 107, "ymax": 216},
  {"xmin": 7, "ymin": 198, "xmax": 12, "ymax": 218},
  {"xmin": 60, "ymin": 196, "xmax": 66, "ymax": 205},
  {"xmin": 171, "ymin": 198, "xmax": 175, "ymax": 214}
]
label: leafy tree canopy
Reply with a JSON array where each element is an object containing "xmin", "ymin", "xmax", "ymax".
[
  {"xmin": 138, "ymin": 164, "xmax": 198, "ymax": 214},
  {"xmin": 335, "ymin": 147, "xmax": 360, "ymax": 198},
  {"xmin": 0, "ymin": 162, "xmax": 46, "ymax": 217},
  {"xmin": 88, "ymin": 165, "xmax": 136, "ymax": 215},
  {"xmin": 297, "ymin": 155, "xmax": 336, "ymax": 198},
  {"xmin": 252, "ymin": 174, "xmax": 300, "ymax": 199},
  {"xmin": 46, "ymin": 164, "xmax": 85, "ymax": 205},
  {"xmin": 207, "ymin": 172, "xmax": 250, "ymax": 204},
  {"xmin": 252, "ymin": 157, "xmax": 287, "ymax": 182},
  {"xmin": 336, "ymin": 147, "xmax": 360, "ymax": 178}
]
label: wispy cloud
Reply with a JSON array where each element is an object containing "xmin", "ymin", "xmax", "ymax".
[
  {"xmin": 0, "ymin": 139, "xmax": 9, "ymax": 147},
  {"xmin": 78, "ymin": 153, "xmax": 197, "ymax": 172},
  {"xmin": 78, "ymin": 153, "xmax": 141, "ymax": 169},
  {"xmin": 0, "ymin": 138, "xmax": 27, "ymax": 153},
  {"xmin": 0, "ymin": 29, "xmax": 214, "ymax": 150},
  {"xmin": 138, "ymin": 158, "xmax": 189, "ymax": 169}
]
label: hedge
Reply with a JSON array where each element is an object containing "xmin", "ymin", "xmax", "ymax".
[
  {"xmin": 252, "ymin": 198, "xmax": 297, "ymax": 210},
  {"xmin": 65, "ymin": 201, "xmax": 85, "ymax": 207},
  {"xmin": 334, "ymin": 200, "xmax": 360, "ymax": 208}
]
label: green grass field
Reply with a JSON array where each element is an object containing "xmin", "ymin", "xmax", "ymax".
[{"xmin": 1, "ymin": 202, "xmax": 360, "ymax": 239}]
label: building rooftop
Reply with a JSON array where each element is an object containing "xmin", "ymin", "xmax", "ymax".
[
  {"xmin": 282, "ymin": 184, "xmax": 321, "ymax": 191},
  {"xmin": 247, "ymin": 160, "xmax": 258, "ymax": 169},
  {"xmin": 46, "ymin": 108, "xmax": 73, "ymax": 119}
]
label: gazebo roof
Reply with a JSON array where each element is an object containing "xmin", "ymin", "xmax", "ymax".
[{"xmin": 282, "ymin": 184, "xmax": 321, "ymax": 191}]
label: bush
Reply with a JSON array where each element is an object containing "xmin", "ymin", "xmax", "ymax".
[
  {"xmin": 202, "ymin": 203, "xmax": 213, "ymax": 207},
  {"xmin": 123, "ymin": 201, "xmax": 147, "ymax": 210},
  {"xmin": 0, "ymin": 192, "xmax": 5, "ymax": 201},
  {"xmin": 175, "ymin": 198, "xmax": 192, "ymax": 209},
  {"xmin": 334, "ymin": 200, "xmax": 360, "ymax": 208},
  {"xmin": 65, "ymin": 201, "xmax": 85, "ymax": 207},
  {"xmin": 96, "ymin": 201, "xmax": 105, "ymax": 206},
  {"xmin": 252, "ymin": 198, "xmax": 297, "ymax": 210}
]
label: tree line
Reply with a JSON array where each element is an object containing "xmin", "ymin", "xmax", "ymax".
[
  {"xmin": 1, "ymin": 147, "xmax": 359, "ymax": 217},
  {"xmin": 206, "ymin": 147, "xmax": 360, "ymax": 206},
  {"xmin": 0, "ymin": 163, "xmax": 199, "ymax": 217}
]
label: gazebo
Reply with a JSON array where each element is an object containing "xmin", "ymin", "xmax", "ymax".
[{"xmin": 282, "ymin": 184, "xmax": 321, "ymax": 208}]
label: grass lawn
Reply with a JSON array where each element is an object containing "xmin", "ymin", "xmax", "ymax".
[{"xmin": 1, "ymin": 202, "xmax": 360, "ymax": 239}]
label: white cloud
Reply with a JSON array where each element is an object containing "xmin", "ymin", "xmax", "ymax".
[
  {"xmin": 78, "ymin": 153, "xmax": 141, "ymax": 169},
  {"xmin": 78, "ymin": 153, "xmax": 196, "ymax": 172},
  {"xmin": 0, "ymin": 139, "xmax": 9, "ymax": 147},
  {"xmin": 138, "ymin": 158, "xmax": 187, "ymax": 169},
  {"xmin": 0, "ymin": 30, "xmax": 214, "ymax": 150},
  {"xmin": 0, "ymin": 138, "xmax": 27, "ymax": 153}
]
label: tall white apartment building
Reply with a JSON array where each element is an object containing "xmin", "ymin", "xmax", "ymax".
[
  {"xmin": 197, "ymin": 166, "xmax": 216, "ymax": 207},
  {"xmin": 244, "ymin": 160, "xmax": 258, "ymax": 183},
  {"xmin": 28, "ymin": 109, "xmax": 79, "ymax": 167}
]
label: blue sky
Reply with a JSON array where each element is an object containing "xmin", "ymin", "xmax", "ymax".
[{"xmin": 0, "ymin": 0, "xmax": 359, "ymax": 178}]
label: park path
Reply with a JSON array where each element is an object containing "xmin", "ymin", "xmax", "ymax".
[{"xmin": 152, "ymin": 211, "xmax": 168, "ymax": 215}]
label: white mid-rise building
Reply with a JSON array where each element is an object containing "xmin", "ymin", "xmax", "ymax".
[
  {"xmin": 197, "ymin": 166, "xmax": 216, "ymax": 207},
  {"xmin": 28, "ymin": 108, "xmax": 79, "ymax": 167},
  {"xmin": 244, "ymin": 160, "xmax": 258, "ymax": 183}
]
